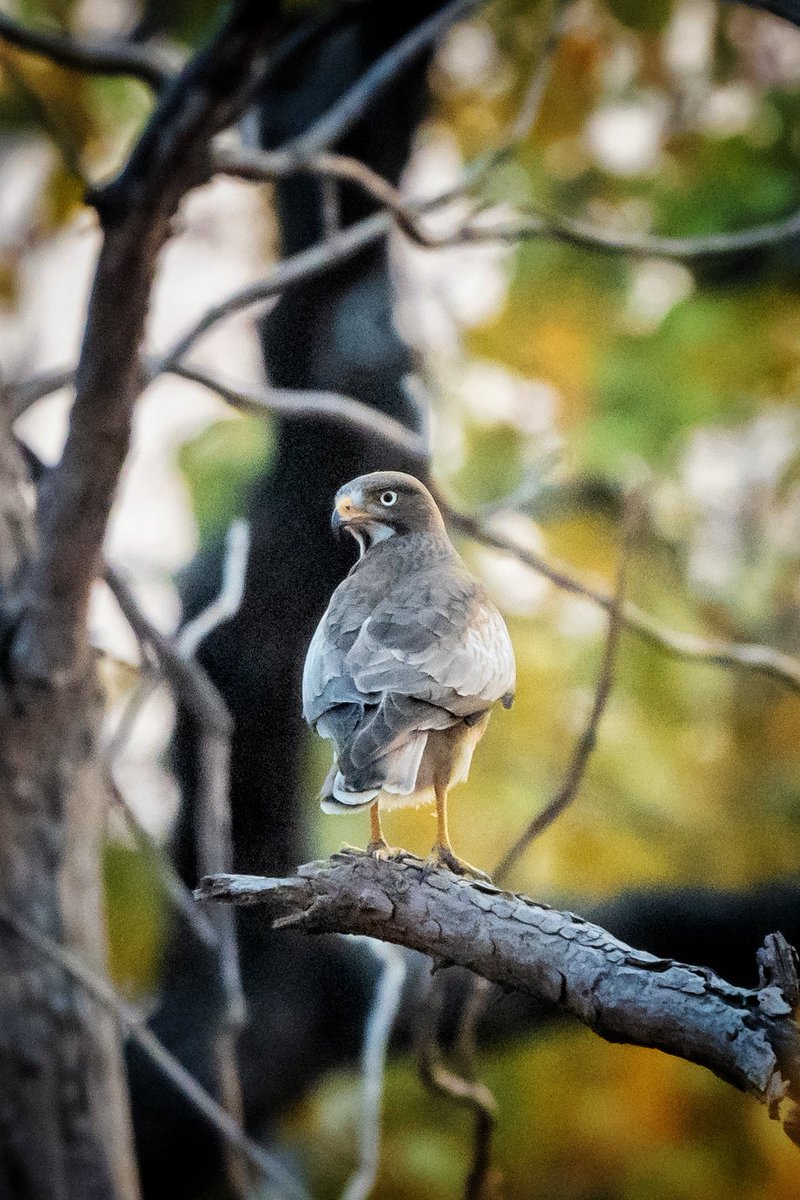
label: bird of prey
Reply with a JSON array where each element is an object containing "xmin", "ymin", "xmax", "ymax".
[{"xmin": 302, "ymin": 471, "xmax": 515, "ymax": 876}]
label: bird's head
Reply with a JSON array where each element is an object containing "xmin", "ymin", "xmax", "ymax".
[{"xmin": 331, "ymin": 471, "xmax": 446, "ymax": 554}]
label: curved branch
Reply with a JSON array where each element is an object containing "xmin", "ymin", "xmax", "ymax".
[
  {"xmin": 214, "ymin": 145, "xmax": 800, "ymax": 261},
  {"xmin": 170, "ymin": 364, "xmax": 428, "ymax": 465},
  {"xmin": 0, "ymin": 13, "xmax": 174, "ymax": 89},
  {"xmin": 156, "ymin": 212, "xmax": 389, "ymax": 370},
  {"xmin": 17, "ymin": 157, "xmax": 800, "ymax": 421},
  {"xmin": 7, "ymin": 214, "xmax": 391, "ymax": 419},
  {"xmin": 11, "ymin": 0, "xmax": 280, "ymax": 684},
  {"xmin": 444, "ymin": 505, "xmax": 800, "ymax": 696},
  {"xmin": 459, "ymin": 204, "xmax": 800, "ymax": 258},
  {"xmin": 197, "ymin": 852, "xmax": 800, "ymax": 1130}
]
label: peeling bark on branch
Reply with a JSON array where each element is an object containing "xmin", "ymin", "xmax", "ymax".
[{"xmin": 197, "ymin": 851, "xmax": 800, "ymax": 1133}]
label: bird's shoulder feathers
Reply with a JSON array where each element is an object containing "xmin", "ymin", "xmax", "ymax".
[{"xmin": 302, "ymin": 534, "xmax": 515, "ymax": 723}]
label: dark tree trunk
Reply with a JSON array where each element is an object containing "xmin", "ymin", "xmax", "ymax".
[
  {"xmin": 131, "ymin": 3, "xmax": 800, "ymax": 1197},
  {"xmin": 0, "ymin": 414, "xmax": 139, "ymax": 1200},
  {"xmin": 131, "ymin": 6, "xmax": 443, "ymax": 1198}
]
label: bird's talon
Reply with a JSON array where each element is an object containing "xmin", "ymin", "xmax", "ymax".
[
  {"xmin": 366, "ymin": 840, "xmax": 402, "ymax": 862},
  {"xmin": 427, "ymin": 844, "xmax": 492, "ymax": 882}
]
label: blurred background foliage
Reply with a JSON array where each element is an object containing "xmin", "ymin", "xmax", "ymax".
[{"xmin": 6, "ymin": 0, "xmax": 800, "ymax": 1196}]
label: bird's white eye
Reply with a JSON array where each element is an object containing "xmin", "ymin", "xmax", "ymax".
[{"xmin": 380, "ymin": 490, "xmax": 398, "ymax": 507}]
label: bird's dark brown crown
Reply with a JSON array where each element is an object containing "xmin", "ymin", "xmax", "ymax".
[{"xmin": 333, "ymin": 471, "xmax": 447, "ymax": 539}]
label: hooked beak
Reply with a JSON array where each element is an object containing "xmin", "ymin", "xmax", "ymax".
[{"xmin": 331, "ymin": 493, "xmax": 363, "ymax": 540}]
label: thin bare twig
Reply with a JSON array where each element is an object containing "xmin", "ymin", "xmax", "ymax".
[
  {"xmin": 6, "ymin": 215, "xmax": 391, "ymax": 417},
  {"xmin": 175, "ymin": 520, "xmax": 251, "ymax": 1040},
  {"xmin": 171, "ymin": 364, "xmax": 428, "ymax": 465},
  {"xmin": 444, "ymin": 504, "xmax": 800, "ymax": 695},
  {"xmin": 109, "ymin": 778, "xmax": 218, "ymax": 951},
  {"xmin": 16, "ymin": 159, "xmax": 800, "ymax": 421},
  {"xmin": 418, "ymin": 488, "xmax": 629, "ymax": 1200},
  {"xmin": 177, "ymin": 524, "xmax": 252, "ymax": 1190},
  {"xmin": 214, "ymin": 145, "xmax": 437, "ymax": 246},
  {"xmin": 433, "ymin": 501, "xmax": 629, "ymax": 1199},
  {"xmin": 408, "ymin": 17, "xmax": 564, "ymax": 1186},
  {"xmin": 0, "ymin": 12, "xmax": 174, "ymax": 88},
  {"xmin": 425, "ymin": 517, "xmax": 625, "ymax": 1200},
  {"xmin": 0, "ymin": 902, "xmax": 311, "ymax": 1200},
  {"xmin": 14, "ymin": 384, "xmax": 800, "ymax": 700},
  {"xmin": 453, "ymin": 202, "xmax": 800, "ymax": 257},
  {"xmin": 157, "ymin": 212, "xmax": 389, "ymax": 372},
  {"xmin": 196, "ymin": 724, "xmax": 249, "ymax": 1197},
  {"xmin": 417, "ymin": 975, "xmax": 497, "ymax": 1200},
  {"xmin": 493, "ymin": 503, "xmax": 629, "ymax": 880},
  {"xmin": 341, "ymin": 941, "xmax": 407, "ymax": 1200},
  {"xmin": 166, "ymin": 379, "xmax": 800, "ymax": 695},
  {"xmin": 105, "ymin": 565, "xmax": 247, "ymax": 1190},
  {"xmin": 214, "ymin": 144, "xmax": 800, "ymax": 261},
  {"xmin": 105, "ymin": 563, "xmax": 241, "ymax": 972},
  {"xmin": 178, "ymin": 519, "xmax": 251, "ymax": 659},
  {"xmin": 105, "ymin": 567, "xmax": 231, "ymax": 735},
  {"xmin": 9, "ymin": 366, "xmax": 74, "ymax": 416},
  {"xmin": 104, "ymin": 669, "xmax": 160, "ymax": 761},
  {"xmin": 281, "ymin": 0, "xmax": 483, "ymax": 158}
]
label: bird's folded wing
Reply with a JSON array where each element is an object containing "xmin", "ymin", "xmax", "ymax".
[
  {"xmin": 303, "ymin": 565, "xmax": 515, "ymax": 731},
  {"xmin": 302, "ymin": 581, "xmax": 373, "ymax": 723},
  {"xmin": 346, "ymin": 568, "xmax": 515, "ymax": 715}
]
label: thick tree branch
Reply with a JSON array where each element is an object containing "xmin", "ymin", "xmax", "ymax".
[
  {"xmin": 8, "ymin": 0, "xmax": 279, "ymax": 685},
  {"xmin": 0, "ymin": 13, "xmax": 174, "ymax": 88},
  {"xmin": 197, "ymin": 851, "xmax": 800, "ymax": 1132}
]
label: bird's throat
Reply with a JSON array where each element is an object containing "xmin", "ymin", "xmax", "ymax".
[{"xmin": 349, "ymin": 522, "xmax": 395, "ymax": 559}]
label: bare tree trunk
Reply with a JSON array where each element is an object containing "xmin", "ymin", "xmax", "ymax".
[
  {"xmin": 0, "ymin": 413, "xmax": 140, "ymax": 1200},
  {"xmin": 0, "ymin": 3, "xmax": 283, "ymax": 1194}
]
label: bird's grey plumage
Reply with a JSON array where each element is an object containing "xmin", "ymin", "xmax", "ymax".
[{"xmin": 302, "ymin": 473, "xmax": 515, "ymax": 813}]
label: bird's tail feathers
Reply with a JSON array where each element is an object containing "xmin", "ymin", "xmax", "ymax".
[{"xmin": 319, "ymin": 771, "xmax": 380, "ymax": 814}]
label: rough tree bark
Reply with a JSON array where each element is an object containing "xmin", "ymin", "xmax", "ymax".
[
  {"xmin": 0, "ymin": 4, "xmax": 281, "ymax": 1198},
  {"xmin": 4, "ymin": 1, "xmax": 800, "ymax": 1198},
  {"xmin": 197, "ymin": 852, "xmax": 800, "ymax": 1131},
  {"xmin": 0, "ymin": 415, "xmax": 139, "ymax": 1200}
]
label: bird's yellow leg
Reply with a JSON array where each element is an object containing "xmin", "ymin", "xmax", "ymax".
[
  {"xmin": 366, "ymin": 802, "xmax": 400, "ymax": 861},
  {"xmin": 429, "ymin": 785, "xmax": 491, "ymax": 881}
]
